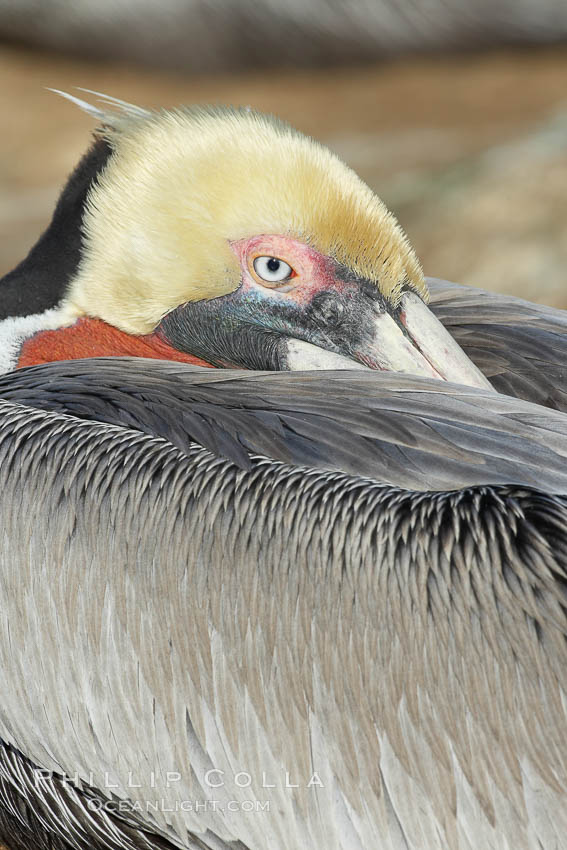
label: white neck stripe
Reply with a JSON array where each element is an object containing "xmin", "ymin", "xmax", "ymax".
[{"xmin": 0, "ymin": 308, "xmax": 73, "ymax": 373}]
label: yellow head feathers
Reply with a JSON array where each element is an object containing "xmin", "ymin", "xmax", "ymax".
[{"xmin": 62, "ymin": 95, "xmax": 426, "ymax": 334}]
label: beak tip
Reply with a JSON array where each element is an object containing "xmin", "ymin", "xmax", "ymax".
[{"xmin": 399, "ymin": 291, "xmax": 494, "ymax": 392}]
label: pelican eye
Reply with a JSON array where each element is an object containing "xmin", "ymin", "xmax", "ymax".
[{"xmin": 253, "ymin": 256, "xmax": 294, "ymax": 283}]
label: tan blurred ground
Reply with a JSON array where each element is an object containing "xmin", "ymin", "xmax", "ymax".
[{"xmin": 1, "ymin": 44, "xmax": 567, "ymax": 307}]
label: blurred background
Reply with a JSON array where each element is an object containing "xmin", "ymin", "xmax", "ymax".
[{"xmin": 1, "ymin": 0, "xmax": 566, "ymax": 307}]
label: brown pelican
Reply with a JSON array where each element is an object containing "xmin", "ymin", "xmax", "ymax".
[{"xmin": 0, "ymin": 93, "xmax": 566, "ymax": 850}]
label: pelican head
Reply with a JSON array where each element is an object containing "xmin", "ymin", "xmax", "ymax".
[{"xmin": 14, "ymin": 90, "xmax": 491, "ymax": 387}]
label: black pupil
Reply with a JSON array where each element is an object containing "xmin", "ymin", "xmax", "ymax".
[{"xmin": 267, "ymin": 258, "xmax": 281, "ymax": 273}]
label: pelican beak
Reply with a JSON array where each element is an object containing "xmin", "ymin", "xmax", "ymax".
[
  {"xmin": 351, "ymin": 291, "xmax": 493, "ymax": 390},
  {"xmin": 156, "ymin": 273, "xmax": 493, "ymax": 389}
]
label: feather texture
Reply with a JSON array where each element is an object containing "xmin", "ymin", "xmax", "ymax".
[
  {"xmin": 2, "ymin": 359, "xmax": 567, "ymax": 491},
  {"xmin": 0, "ymin": 360, "xmax": 565, "ymax": 848}
]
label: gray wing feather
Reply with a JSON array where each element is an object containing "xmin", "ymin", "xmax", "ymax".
[
  {"xmin": 1, "ymin": 358, "xmax": 566, "ymax": 492},
  {"xmin": 0, "ymin": 401, "xmax": 565, "ymax": 848}
]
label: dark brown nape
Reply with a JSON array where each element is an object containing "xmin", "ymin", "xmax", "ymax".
[{"xmin": 0, "ymin": 138, "xmax": 113, "ymax": 321}]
